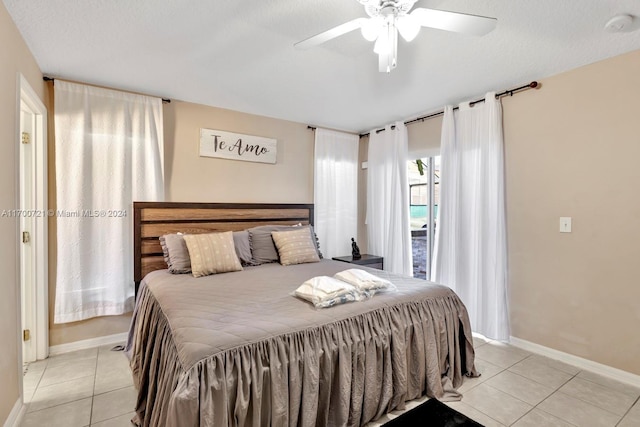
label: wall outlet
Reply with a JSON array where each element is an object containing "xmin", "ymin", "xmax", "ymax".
[{"xmin": 560, "ymin": 217, "xmax": 572, "ymax": 233}]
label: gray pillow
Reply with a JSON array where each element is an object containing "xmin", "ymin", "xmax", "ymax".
[
  {"xmin": 159, "ymin": 233, "xmax": 191, "ymax": 274},
  {"xmin": 248, "ymin": 225, "xmax": 294, "ymax": 264},
  {"xmin": 160, "ymin": 231, "xmax": 256, "ymax": 273},
  {"xmin": 232, "ymin": 231, "xmax": 254, "ymax": 266},
  {"xmin": 248, "ymin": 225, "xmax": 322, "ymax": 264},
  {"xmin": 310, "ymin": 227, "xmax": 324, "ymax": 259}
]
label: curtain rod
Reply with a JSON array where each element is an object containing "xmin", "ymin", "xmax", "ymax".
[
  {"xmin": 359, "ymin": 81, "xmax": 539, "ymax": 138},
  {"xmin": 43, "ymin": 76, "xmax": 171, "ymax": 103}
]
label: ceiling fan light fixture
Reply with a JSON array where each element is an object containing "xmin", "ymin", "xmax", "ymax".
[
  {"xmin": 294, "ymin": 0, "xmax": 497, "ymax": 72},
  {"xmin": 361, "ymin": 17, "xmax": 383, "ymax": 41},
  {"xmin": 396, "ymin": 14, "xmax": 420, "ymax": 41},
  {"xmin": 373, "ymin": 25, "xmax": 390, "ymax": 53},
  {"xmin": 376, "ymin": 24, "xmax": 398, "ymax": 72}
]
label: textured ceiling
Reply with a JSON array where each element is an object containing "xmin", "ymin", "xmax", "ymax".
[{"xmin": 5, "ymin": 0, "xmax": 640, "ymax": 133}]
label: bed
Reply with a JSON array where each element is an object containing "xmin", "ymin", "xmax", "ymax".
[{"xmin": 127, "ymin": 202, "xmax": 477, "ymax": 427}]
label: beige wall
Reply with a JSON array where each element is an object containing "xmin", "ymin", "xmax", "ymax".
[
  {"xmin": 0, "ymin": 2, "xmax": 46, "ymax": 423},
  {"xmin": 358, "ymin": 49, "xmax": 640, "ymax": 375},
  {"xmin": 504, "ymin": 49, "xmax": 640, "ymax": 375},
  {"xmin": 164, "ymin": 101, "xmax": 314, "ymax": 203},
  {"xmin": 407, "ymin": 115, "xmax": 443, "ymax": 156}
]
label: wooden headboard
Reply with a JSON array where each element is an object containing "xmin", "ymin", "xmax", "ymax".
[{"xmin": 134, "ymin": 202, "xmax": 314, "ymax": 290}]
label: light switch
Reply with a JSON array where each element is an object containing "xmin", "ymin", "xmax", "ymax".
[
  {"xmin": 361, "ymin": 161, "xmax": 368, "ymax": 169},
  {"xmin": 559, "ymin": 217, "xmax": 572, "ymax": 233}
]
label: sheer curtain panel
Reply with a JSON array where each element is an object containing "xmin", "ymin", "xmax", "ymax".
[
  {"xmin": 366, "ymin": 122, "xmax": 412, "ymax": 276},
  {"xmin": 431, "ymin": 93, "xmax": 510, "ymax": 341},
  {"xmin": 54, "ymin": 81, "xmax": 164, "ymax": 323},
  {"xmin": 314, "ymin": 128, "xmax": 359, "ymax": 258}
]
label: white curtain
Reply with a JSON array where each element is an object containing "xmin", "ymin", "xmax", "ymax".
[
  {"xmin": 431, "ymin": 93, "xmax": 510, "ymax": 341},
  {"xmin": 314, "ymin": 128, "xmax": 359, "ymax": 258},
  {"xmin": 54, "ymin": 81, "xmax": 164, "ymax": 323},
  {"xmin": 366, "ymin": 121, "xmax": 412, "ymax": 276}
]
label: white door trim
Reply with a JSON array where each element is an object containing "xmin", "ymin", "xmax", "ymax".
[
  {"xmin": 17, "ymin": 73, "xmax": 48, "ymax": 364},
  {"xmin": 20, "ymin": 101, "xmax": 37, "ymax": 363}
]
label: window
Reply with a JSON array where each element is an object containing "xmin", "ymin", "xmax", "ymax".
[{"xmin": 408, "ymin": 156, "xmax": 440, "ymax": 279}]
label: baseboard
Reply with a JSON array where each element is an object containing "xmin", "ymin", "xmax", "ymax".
[
  {"xmin": 509, "ymin": 336, "xmax": 640, "ymax": 388},
  {"xmin": 49, "ymin": 332, "xmax": 128, "ymax": 356},
  {"xmin": 3, "ymin": 398, "xmax": 25, "ymax": 427}
]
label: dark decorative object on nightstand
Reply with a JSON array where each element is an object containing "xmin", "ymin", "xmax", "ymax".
[{"xmin": 351, "ymin": 237, "xmax": 361, "ymax": 259}]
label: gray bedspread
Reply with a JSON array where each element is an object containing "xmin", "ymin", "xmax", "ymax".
[{"xmin": 127, "ymin": 260, "xmax": 477, "ymax": 427}]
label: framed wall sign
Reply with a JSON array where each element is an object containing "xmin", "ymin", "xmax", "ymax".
[{"xmin": 199, "ymin": 128, "xmax": 277, "ymax": 164}]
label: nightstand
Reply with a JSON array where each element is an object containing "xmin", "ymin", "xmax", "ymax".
[{"xmin": 331, "ymin": 254, "xmax": 384, "ymax": 270}]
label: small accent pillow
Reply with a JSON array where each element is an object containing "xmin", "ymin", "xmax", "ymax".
[
  {"xmin": 159, "ymin": 233, "xmax": 191, "ymax": 273},
  {"xmin": 183, "ymin": 231, "xmax": 243, "ymax": 277},
  {"xmin": 248, "ymin": 224, "xmax": 321, "ymax": 264},
  {"xmin": 293, "ymin": 223, "xmax": 324, "ymax": 259},
  {"xmin": 161, "ymin": 231, "xmax": 254, "ymax": 272},
  {"xmin": 248, "ymin": 225, "xmax": 296, "ymax": 264},
  {"xmin": 271, "ymin": 228, "xmax": 320, "ymax": 266}
]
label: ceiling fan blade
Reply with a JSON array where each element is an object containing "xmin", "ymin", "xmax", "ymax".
[
  {"xmin": 411, "ymin": 8, "xmax": 497, "ymax": 36},
  {"xmin": 294, "ymin": 18, "xmax": 368, "ymax": 50}
]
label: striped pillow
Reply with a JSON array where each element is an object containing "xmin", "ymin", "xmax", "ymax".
[
  {"xmin": 271, "ymin": 228, "xmax": 320, "ymax": 266},
  {"xmin": 183, "ymin": 231, "xmax": 243, "ymax": 277}
]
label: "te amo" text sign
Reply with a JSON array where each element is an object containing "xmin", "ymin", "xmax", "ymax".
[{"xmin": 199, "ymin": 128, "xmax": 277, "ymax": 164}]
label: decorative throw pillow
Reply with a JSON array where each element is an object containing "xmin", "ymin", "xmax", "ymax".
[
  {"xmin": 161, "ymin": 231, "xmax": 255, "ymax": 272},
  {"xmin": 159, "ymin": 233, "xmax": 191, "ymax": 273},
  {"xmin": 183, "ymin": 231, "xmax": 243, "ymax": 277},
  {"xmin": 271, "ymin": 228, "xmax": 320, "ymax": 266},
  {"xmin": 293, "ymin": 223, "xmax": 324, "ymax": 259},
  {"xmin": 247, "ymin": 225, "xmax": 296, "ymax": 264},
  {"xmin": 248, "ymin": 224, "xmax": 322, "ymax": 264}
]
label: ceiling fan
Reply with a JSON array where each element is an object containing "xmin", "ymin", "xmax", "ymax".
[{"xmin": 294, "ymin": 0, "xmax": 497, "ymax": 73}]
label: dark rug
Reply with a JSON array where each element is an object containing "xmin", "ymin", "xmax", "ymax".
[{"xmin": 383, "ymin": 398, "xmax": 484, "ymax": 426}]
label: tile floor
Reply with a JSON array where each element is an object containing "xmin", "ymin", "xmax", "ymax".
[
  {"xmin": 20, "ymin": 338, "xmax": 640, "ymax": 427},
  {"xmin": 21, "ymin": 344, "xmax": 135, "ymax": 427}
]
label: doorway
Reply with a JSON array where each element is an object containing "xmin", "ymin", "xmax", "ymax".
[
  {"xmin": 408, "ymin": 156, "xmax": 440, "ymax": 279},
  {"xmin": 18, "ymin": 74, "xmax": 48, "ymax": 371}
]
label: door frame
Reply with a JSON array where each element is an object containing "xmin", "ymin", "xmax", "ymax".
[
  {"xmin": 16, "ymin": 73, "xmax": 48, "ymax": 367},
  {"xmin": 20, "ymin": 99, "xmax": 37, "ymax": 364}
]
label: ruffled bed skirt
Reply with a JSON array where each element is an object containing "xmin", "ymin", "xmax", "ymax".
[{"xmin": 129, "ymin": 285, "xmax": 477, "ymax": 427}]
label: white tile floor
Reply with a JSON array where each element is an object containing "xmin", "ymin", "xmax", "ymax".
[
  {"xmin": 21, "ymin": 345, "xmax": 135, "ymax": 427},
  {"xmin": 20, "ymin": 338, "xmax": 640, "ymax": 427}
]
